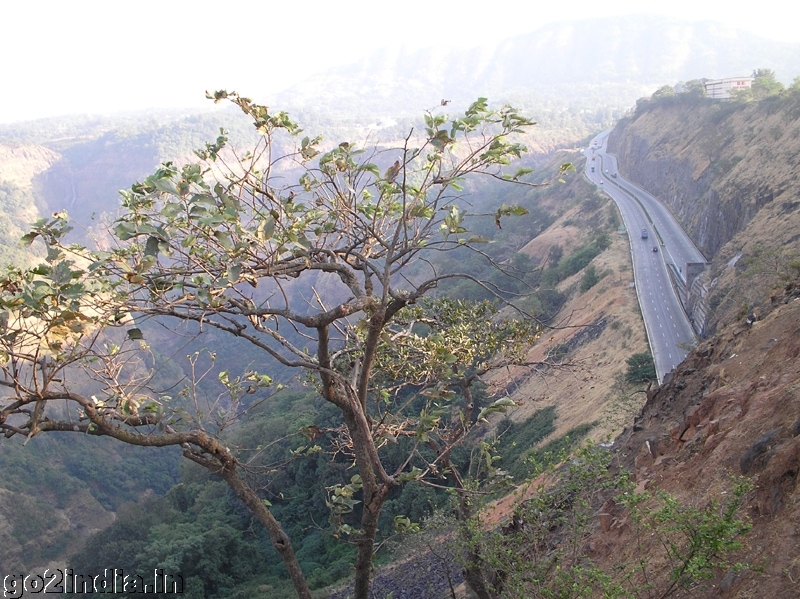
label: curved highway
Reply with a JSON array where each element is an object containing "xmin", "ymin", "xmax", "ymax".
[{"xmin": 586, "ymin": 131, "xmax": 700, "ymax": 383}]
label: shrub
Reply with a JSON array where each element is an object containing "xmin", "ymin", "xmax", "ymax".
[{"xmin": 625, "ymin": 352, "xmax": 657, "ymax": 383}]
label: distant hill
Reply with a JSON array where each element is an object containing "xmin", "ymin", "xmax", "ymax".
[
  {"xmin": 277, "ymin": 15, "xmax": 800, "ymax": 118},
  {"xmin": 2, "ymin": 14, "xmax": 796, "ymax": 242}
]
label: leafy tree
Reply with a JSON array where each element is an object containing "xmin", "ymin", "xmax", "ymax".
[
  {"xmin": 621, "ymin": 477, "xmax": 752, "ymax": 598},
  {"xmin": 734, "ymin": 69, "xmax": 786, "ymax": 101},
  {"xmin": 455, "ymin": 443, "xmax": 752, "ymax": 598},
  {"xmin": 0, "ymin": 93, "xmax": 570, "ymax": 599},
  {"xmin": 546, "ymin": 244, "xmax": 563, "ymax": 268},
  {"xmin": 652, "ymin": 84, "xmax": 676, "ymax": 100},
  {"xmin": 580, "ymin": 264, "xmax": 600, "ymax": 292},
  {"xmin": 70, "ymin": 482, "xmax": 264, "ymax": 599},
  {"xmin": 541, "ymin": 233, "xmax": 610, "ymax": 288},
  {"xmin": 741, "ymin": 243, "xmax": 800, "ymax": 283},
  {"xmin": 681, "ymin": 79, "xmax": 707, "ymax": 98},
  {"xmin": 625, "ymin": 351, "xmax": 657, "ymax": 383},
  {"xmin": 0, "ymin": 181, "xmax": 42, "ymax": 266},
  {"xmin": 751, "ymin": 68, "xmax": 785, "ymax": 98}
]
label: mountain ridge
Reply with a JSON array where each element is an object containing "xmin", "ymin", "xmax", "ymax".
[{"xmin": 276, "ymin": 15, "xmax": 800, "ymax": 117}]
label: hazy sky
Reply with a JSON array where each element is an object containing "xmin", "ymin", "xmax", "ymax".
[{"xmin": 1, "ymin": 0, "xmax": 797, "ymax": 124}]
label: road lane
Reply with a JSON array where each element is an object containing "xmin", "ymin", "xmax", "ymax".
[{"xmin": 585, "ymin": 131, "xmax": 697, "ymax": 382}]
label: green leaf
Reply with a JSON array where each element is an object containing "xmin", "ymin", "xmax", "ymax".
[
  {"xmin": 257, "ymin": 217, "xmax": 275, "ymax": 240},
  {"xmin": 127, "ymin": 328, "xmax": 144, "ymax": 340},
  {"xmin": 213, "ymin": 230, "xmax": 233, "ymax": 250},
  {"xmin": 408, "ymin": 204, "xmax": 434, "ymax": 219},
  {"xmin": 19, "ymin": 232, "xmax": 39, "ymax": 246},
  {"xmin": 477, "ymin": 397, "xmax": 517, "ymax": 421},
  {"xmin": 226, "ymin": 264, "xmax": 241, "ymax": 283},
  {"xmin": 512, "ymin": 167, "xmax": 534, "ymax": 180},
  {"xmin": 114, "ymin": 222, "xmax": 137, "ymax": 241},
  {"xmin": 153, "ymin": 177, "xmax": 179, "ymax": 196},
  {"xmin": 397, "ymin": 467, "xmax": 423, "ymax": 483},
  {"xmin": 162, "ymin": 202, "xmax": 183, "ymax": 219},
  {"xmin": 495, "ymin": 204, "xmax": 529, "ymax": 221},
  {"xmin": 144, "ymin": 236, "xmax": 160, "ymax": 257}
]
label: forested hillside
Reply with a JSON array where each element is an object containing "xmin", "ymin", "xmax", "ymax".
[{"xmin": 0, "ymin": 144, "xmax": 54, "ymax": 265}]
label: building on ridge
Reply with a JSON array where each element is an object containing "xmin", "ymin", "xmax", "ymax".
[{"xmin": 704, "ymin": 77, "xmax": 754, "ymax": 99}]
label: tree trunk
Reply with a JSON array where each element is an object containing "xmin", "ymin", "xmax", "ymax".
[
  {"xmin": 444, "ymin": 457, "xmax": 498, "ymax": 599},
  {"xmin": 353, "ymin": 491, "xmax": 385, "ymax": 599},
  {"xmin": 218, "ymin": 465, "xmax": 314, "ymax": 599},
  {"xmin": 342, "ymin": 400, "xmax": 394, "ymax": 599}
]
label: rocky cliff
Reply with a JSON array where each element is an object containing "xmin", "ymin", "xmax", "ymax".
[
  {"xmin": 0, "ymin": 143, "xmax": 60, "ymax": 190},
  {"xmin": 608, "ymin": 280, "xmax": 800, "ymax": 598},
  {"xmin": 609, "ymin": 93, "xmax": 800, "ymax": 258},
  {"xmin": 608, "ymin": 92, "xmax": 800, "ymax": 334}
]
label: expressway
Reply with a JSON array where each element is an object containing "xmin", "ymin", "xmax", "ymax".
[{"xmin": 585, "ymin": 131, "xmax": 701, "ymax": 383}]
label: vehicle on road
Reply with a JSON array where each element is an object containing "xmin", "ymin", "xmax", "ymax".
[
  {"xmin": 641, "ymin": 229, "xmax": 648, "ymax": 239},
  {"xmin": 591, "ymin": 166, "xmax": 595, "ymax": 172},
  {"xmin": 652, "ymin": 246, "xmax": 658, "ymax": 253}
]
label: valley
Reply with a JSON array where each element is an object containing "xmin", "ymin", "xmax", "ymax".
[{"xmin": 0, "ymin": 23, "xmax": 799, "ymax": 597}]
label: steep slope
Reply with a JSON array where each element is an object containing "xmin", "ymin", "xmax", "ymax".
[
  {"xmin": 608, "ymin": 280, "xmax": 800, "ymax": 598},
  {"xmin": 0, "ymin": 143, "xmax": 57, "ymax": 264},
  {"xmin": 608, "ymin": 89, "xmax": 800, "ymax": 334},
  {"xmin": 0, "ymin": 109, "xmax": 265, "ymax": 229},
  {"xmin": 609, "ymin": 92, "xmax": 800, "ymax": 257},
  {"xmin": 0, "ymin": 143, "xmax": 60, "ymax": 189}
]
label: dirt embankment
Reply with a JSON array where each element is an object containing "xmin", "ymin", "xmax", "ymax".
[
  {"xmin": 0, "ymin": 143, "xmax": 60, "ymax": 188},
  {"xmin": 488, "ymin": 192, "xmax": 649, "ymax": 443},
  {"xmin": 606, "ymin": 282, "xmax": 800, "ymax": 598}
]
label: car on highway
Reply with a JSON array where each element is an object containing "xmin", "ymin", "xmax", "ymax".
[{"xmin": 652, "ymin": 246, "xmax": 658, "ymax": 252}]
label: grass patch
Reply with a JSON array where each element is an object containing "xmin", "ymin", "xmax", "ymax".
[
  {"xmin": 495, "ymin": 406, "xmax": 558, "ymax": 480},
  {"xmin": 495, "ymin": 409, "xmax": 598, "ymax": 482}
]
